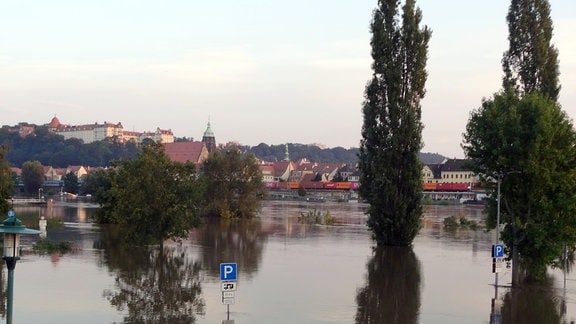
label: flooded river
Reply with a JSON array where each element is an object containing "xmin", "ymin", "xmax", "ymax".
[{"xmin": 3, "ymin": 201, "xmax": 576, "ymax": 323}]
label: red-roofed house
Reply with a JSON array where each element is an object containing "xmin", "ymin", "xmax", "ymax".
[{"xmin": 163, "ymin": 142, "xmax": 209, "ymax": 166}]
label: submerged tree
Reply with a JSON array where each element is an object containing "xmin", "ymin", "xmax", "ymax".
[
  {"xmin": 93, "ymin": 142, "xmax": 204, "ymax": 246},
  {"xmin": 201, "ymin": 147, "xmax": 264, "ymax": 219},
  {"xmin": 462, "ymin": 91, "xmax": 576, "ymax": 283},
  {"xmin": 464, "ymin": 0, "xmax": 571, "ymax": 284},
  {"xmin": 358, "ymin": 0, "xmax": 431, "ymax": 246},
  {"xmin": 502, "ymin": 0, "xmax": 560, "ymax": 101},
  {"xmin": 21, "ymin": 160, "xmax": 44, "ymax": 196},
  {"xmin": 62, "ymin": 172, "xmax": 78, "ymax": 194}
]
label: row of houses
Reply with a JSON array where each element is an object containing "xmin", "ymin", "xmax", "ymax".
[
  {"xmin": 8, "ymin": 134, "xmax": 478, "ymax": 191},
  {"xmin": 6, "ymin": 118, "xmax": 478, "ymax": 188},
  {"xmin": 10, "ymin": 165, "xmax": 91, "ymax": 183}
]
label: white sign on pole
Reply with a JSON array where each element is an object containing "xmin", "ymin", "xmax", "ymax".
[
  {"xmin": 221, "ymin": 281, "xmax": 237, "ymax": 291},
  {"xmin": 222, "ymin": 297, "xmax": 235, "ymax": 305},
  {"xmin": 222, "ymin": 291, "xmax": 235, "ymax": 298}
]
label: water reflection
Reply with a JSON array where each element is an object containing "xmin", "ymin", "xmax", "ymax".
[
  {"xmin": 3, "ymin": 203, "xmax": 576, "ymax": 323},
  {"xmin": 496, "ymin": 277, "xmax": 565, "ymax": 324},
  {"xmin": 355, "ymin": 246, "xmax": 422, "ymax": 324},
  {"xmin": 96, "ymin": 226, "xmax": 205, "ymax": 323},
  {"xmin": 192, "ymin": 218, "xmax": 268, "ymax": 280}
]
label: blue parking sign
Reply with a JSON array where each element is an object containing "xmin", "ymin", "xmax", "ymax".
[
  {"xmin": 492, "ymin": 244, "xmax": 505, "ymax": 258},
  {"xmin": 220, "ymin": 263, "xmax": 237, "ymax": 281}
]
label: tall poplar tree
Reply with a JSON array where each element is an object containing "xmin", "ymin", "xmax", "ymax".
[
  {"xmin": 358, "ymin": 0, "xmax": 431, "ymax": 246},
  {"xmin": 502, "ymin": 0, "xmax": 560, "ymax": 101}
]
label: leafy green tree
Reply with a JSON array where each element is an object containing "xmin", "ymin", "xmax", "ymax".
[
  {"xmin": 358, "ymin": 0, "xmax": 431, "ymax": 246},
  {"xmin": 502, "ymin": 0, "xmax": 560, "ymax": 101},
  {"xmin": 79, "ymin": 168, "xmax": 112, "ymax": 197},
  {"xmin": 21, "ymin": 160, "xmax": 45, "ymax": 196},
  {"xmin": 463, "ymin": 0, "xmax": 567, "ymax": 285},
  {"xmin": 201, "ymin": 148, "xmax": 264, "ymax": 218},
  {"xmin": 93, "ymin": 142, "xmax": 204, "ymax": 246},
  {"xmin": 462, "ymin": 91, "xmax": 576, "ymax": 283},
  {"xmin": 0, "ymin": 145, "xmax": 13, "ymax": 214},
  {"xmin": 62, "ymin": 172, "xmax": 79, "ymax": 194}
]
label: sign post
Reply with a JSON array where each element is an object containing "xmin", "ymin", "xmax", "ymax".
[
  {"xmin": 220, "ymin": 263, "xmax": 237, "ymax": 322},
  {"xmin": 491, "ymin": 244, "xmax": 505, "ymax": 273}
]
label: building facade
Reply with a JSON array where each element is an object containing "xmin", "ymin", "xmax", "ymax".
[{"xmin": 47, "ymin": 116, "xmax": 174, "ymax": 144}]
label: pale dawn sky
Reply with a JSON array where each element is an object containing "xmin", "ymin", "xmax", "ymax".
[{"xmin": 1, "ymin": 0, "xmax": 575, "ymax": 158}]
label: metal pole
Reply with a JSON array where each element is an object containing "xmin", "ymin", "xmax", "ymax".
[
  {"xmin": 5, "ymin": 258, "xmax": 16, "ymax": 324},
  {"xmin": 495, "ymin": 174, "xmax": 501, "ymax": 293},
  {"xmin": 496, "ymin": 174, "xmax": 501, "ymax": 244}
]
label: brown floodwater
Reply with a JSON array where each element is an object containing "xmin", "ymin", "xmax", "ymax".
[{"xmin": 2, "ymin": 200, "xmax": 575, "ymax": 323}]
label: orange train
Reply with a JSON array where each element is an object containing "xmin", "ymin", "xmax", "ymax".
[
  {"xmin": 266, "ymin": 181, "xmax": 360, "ymax": 190},
  {"xmin": 266, "ymin": 181, "xmax": 469, "ymax": 192}
]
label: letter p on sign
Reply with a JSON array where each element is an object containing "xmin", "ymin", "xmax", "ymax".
[
  {"xmin": 220, "ymin": 263, "xmax": 237, "ymax": 281},
  {"xmin": 492, "ymin": 244, "xmax": 505, "ymax": 258}
]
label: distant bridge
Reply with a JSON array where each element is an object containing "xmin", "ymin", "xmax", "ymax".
[{"xmin": 7, "ymin": 198, "xmax": 47, "ymax": 206}]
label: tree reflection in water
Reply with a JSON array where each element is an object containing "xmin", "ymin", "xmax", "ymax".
[
  {"xmin": 96, "ymin": 225, "xmax": 205, "ymax": 323},
  {"xmin": 193, "ymin": 218, "xmax": 267, "ymax": 280},
  {"xmin": 355, "ymin": 246, "xmax": 421, "ymax": 324},
  {"xmin": 498, "ymin": 275, "xmax": 564, "ymax": 324}
]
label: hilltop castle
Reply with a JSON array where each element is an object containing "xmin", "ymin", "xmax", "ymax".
[{"xmin": 47, "ymin": 116, "xmax": 175, "ymax": 144}]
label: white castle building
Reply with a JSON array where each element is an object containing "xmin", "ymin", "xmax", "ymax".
[{"xmin": 47, "ymin": 116, "xmax": 174, "ymax": 144}]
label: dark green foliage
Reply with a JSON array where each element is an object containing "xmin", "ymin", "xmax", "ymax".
[
  {"xmin": 462, "ymin": 91, "xmax": 576, "ymax": 282},
  {"xmin": 298, "ymin": 209, "xmax": 335, "ymax": 225},
  {"xmin": 21, "ymin": 160, "xmax": 45, "ymax": 195},
  {"xmin": 358, "ymin": 0, "xmax": 431, "ymax": 246},
  {"xmin": 33, "ymin": 240, "xmax": 72, "ymax": 254},
  {"xmin": 0, "ymin": 145, "xmax": 12, "ymax": 214},
  {"xmin": 201, "ymin": 148, "xmax": 264, "ymax": 219},
  {"xmin": 249, "ymin": 143, "xmax": 359, "ymax": 164},
  {"xmin": 62, "ymin": 172, "xmax": 79, "ymax": 194},
  {"xmin": 502, "ymin": 0, "xmax": 560, "ymax": 101},
  {"xmin": 79, "ymin": 168, "xmax": 112, "ymax": 198},
  {"xmin": 93, "ymin": 142, "xmax": 204, "ymax": 246},
  {"xmin": 443, "ymin": 216, "xmax": 479, "ymax": 231},
  {"xmin": 0, "ymin": 125, "xmax": 139, "ymax": 168}
]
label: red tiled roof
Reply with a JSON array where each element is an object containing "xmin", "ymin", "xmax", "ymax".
[{"xmin": 163, "ymin": 142, "xmax": 208, "ymax": 164}]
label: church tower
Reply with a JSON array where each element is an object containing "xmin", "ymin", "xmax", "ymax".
[
  {"xmin": 283, "ymin": 143, "xmax": 290, "ymax": 162},
  {"xmin": 202, "ymin": 120, "xmax": 217, "ymax": 153}
]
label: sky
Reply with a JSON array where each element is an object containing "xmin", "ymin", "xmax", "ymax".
[{"xmin": 1, "ymin": 1, "xmax": 575, "ymax": 158}]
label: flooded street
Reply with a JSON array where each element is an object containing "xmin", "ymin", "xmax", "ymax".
[{"xmin": 3, "ymin": 201, "xmax": 576, "ymax": 323}]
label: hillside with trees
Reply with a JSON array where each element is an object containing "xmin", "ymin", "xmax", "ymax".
[
  {"xmin": 0, "ymin": 125, "xmax": 446, "ymax": 167},
  {"xmin": 0, "ymin": 125, "xmax": 139, "ymax": 168}
]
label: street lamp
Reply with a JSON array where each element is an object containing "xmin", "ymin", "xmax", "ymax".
[
  {"xmin": 491, "ymin": 171, "xmax": 520, "ymax": 323},
  {"xmin": 0, "ymin": 209, "xmax": 41, "ymax": 324},
  {"xmin": 495, "ymin": 171, "xmax": 521, "ymax": 255}
]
